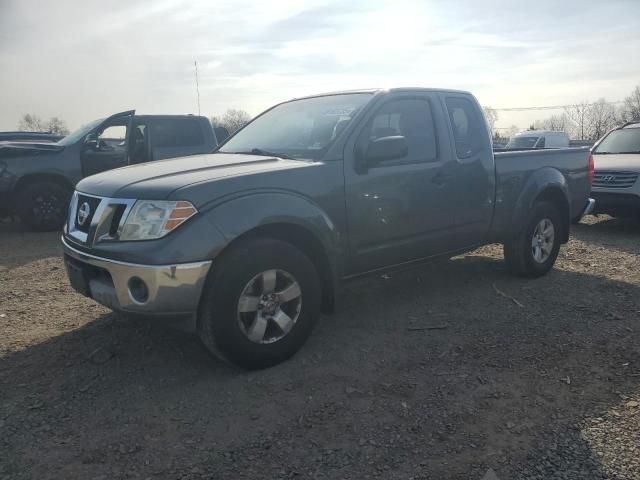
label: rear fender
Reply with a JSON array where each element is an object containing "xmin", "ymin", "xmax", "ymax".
[{"xmin": 511, "ymin": 168, "xmax": 570, "ymax": 241}]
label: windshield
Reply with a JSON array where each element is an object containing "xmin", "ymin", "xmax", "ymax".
[
  {"xmin": 594, "ymin": 128, "xmax": 640, "ymax": 154},
  {"xmin": 219, "ymin": 93, "xmax": 373, "ymax": 160},
  {"xmin": 56, "ymin": 118, "xmax": 103, "ymax": 146},
  {"xmin": 506, "ymin": 136, "xmax": 539, "ymax": 148}
]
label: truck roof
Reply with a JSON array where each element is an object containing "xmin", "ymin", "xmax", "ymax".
[
  {"xmin": 291, "ymin": 87, "xmax": 472, "ymax": 101},
  {"xmin": 134, "ymin": 114, "xmax": 208, "ymax": 120}
]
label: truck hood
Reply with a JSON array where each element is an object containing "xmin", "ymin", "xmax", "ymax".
[
  {"xmin": 593, "ymin": 153, "xmax": 640, "ymax": 171},
  {"xmin": 76, "ymin": 153, "xmax": 313, "ymax": 201},
  {"xmin": 0, "ymin": 141, "xmax": 64, "ymax": 159}
]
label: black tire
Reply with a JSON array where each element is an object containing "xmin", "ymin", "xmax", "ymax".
[
  {"xmin": 503, "ymin": 201, "xmax": 562, "ymax": 278},
  {"xmin": 197, "ymin": 238, "xmax": 321, "ymax": 370},
  {"xmin": 16, "ymin": 181, "xmax": 71, "ymax": 231}
]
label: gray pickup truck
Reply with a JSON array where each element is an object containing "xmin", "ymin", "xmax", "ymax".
[
  {"xmin": 0, "ymin": 111, "xmax": 218, "ymax": 231},
  {"xmin": 61, "ymin": 88, "xmax": 593, "ymax": 369}
]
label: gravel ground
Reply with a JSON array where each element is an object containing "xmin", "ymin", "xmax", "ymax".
[{"xmin": 1, "ymin": 215, "xmax": 639, "ymax": 480}]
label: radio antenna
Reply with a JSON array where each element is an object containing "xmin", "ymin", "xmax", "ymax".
[{"xmin": 194, "ymin": 60, "xmax": 201, "ymax": 116}]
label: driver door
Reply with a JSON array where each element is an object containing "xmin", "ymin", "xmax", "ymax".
[
  {"xmin": 81, "ymin": 110, "xmax": 134, "ymax": 177},
  {"xmin": 343, "ymin": 94, "xmax": 459, "ymax": 273}
]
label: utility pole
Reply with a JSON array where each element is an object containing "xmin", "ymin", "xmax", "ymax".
[{"xmin": 194, "ymin": 60, "xmax": 201, "ymax": 116}]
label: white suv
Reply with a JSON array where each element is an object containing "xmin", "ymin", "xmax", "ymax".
[{"xmin": 591, "ymin": 122, "xmax": 640, "ymax": 219}]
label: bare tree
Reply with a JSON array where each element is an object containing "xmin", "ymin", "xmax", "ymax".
[
  {"xmin": 46, "ymin": 117, "xmax": 70, "ymax": 135},
  {"xmin": 211, "ymin": 109, "xmax": 251, "ymax": 134},
  {"xmin": 18, "ymin": 113, "xmax": 69, "ymax": 135},
  {"xmin": 18, "ymin": 113, "xmax": 46, "ymax": 132},
  {"xmin": 533, "ymin": 113, "xmax": 570, "ymax": 132},
  {"xmin": 482, "ymin": 106, "xmax": 498, "ymax": 133},
  {"xmin": 564, "ymin": 102, "xmax": 591, "ymax": 140},
  {"xmin": 587, "ymin": 98, "xmax": 617, "ymax": 140},
  {"xmin": 620, "ymin": 85, "xmax": 640, "ymax": 122}
]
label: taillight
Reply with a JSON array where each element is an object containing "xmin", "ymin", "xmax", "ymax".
[{"xmin": 588, "ymin": 153, "xmax": 594, "ymax": 188}]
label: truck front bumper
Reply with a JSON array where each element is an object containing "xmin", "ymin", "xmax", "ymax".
[{"xmin": 62, "ymin": 237, "xmax": 211, "ymax": 315}]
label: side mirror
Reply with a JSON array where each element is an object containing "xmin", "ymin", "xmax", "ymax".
[
  {"xmin": 84, "ymin": 132, "xmax": 98, "ymax": 149},
  {"xmin": 365, "ymin": 136, "xmax": 408, "ymax": 165}
]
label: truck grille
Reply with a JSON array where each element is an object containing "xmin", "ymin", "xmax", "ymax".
[
  {"xmin": 593, "ymin": 171, "xmax": 638, "ymax": 189},
  {"xmin": 67, "ymin": 192, "xmax": 135, "ymax": 245},
  {"xmin": 74, "ymin": 194, "xmax": 102, "ymax": 233}
]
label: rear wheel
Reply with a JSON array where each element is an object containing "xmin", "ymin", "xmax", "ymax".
[
  {"xmin": 198, "ymin": 238, "xmax": 321, "ymax": 369},
  {"xmin": 504, "ymin": 201, "xmax": 562, "ymax": 277},
  {"xmin": 16, "ymin": 181, "xmax": 71, "ymax": 231}
]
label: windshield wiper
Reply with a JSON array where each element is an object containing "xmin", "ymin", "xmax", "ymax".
[{"xmin": 238, "ymin": 148, "xmax": 296, "ymax": 160}]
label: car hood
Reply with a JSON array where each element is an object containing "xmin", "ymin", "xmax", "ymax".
[
  {"xmin": 0, "ymin": 141, "xmax": 64, "ymax": 158},
  {"xmin": 76, "ymin": 153, "xmax": 313, "ymax": 202},
  {"xmin": 593, "ymin": 153, "xmax": 640, "ymax": 171}
]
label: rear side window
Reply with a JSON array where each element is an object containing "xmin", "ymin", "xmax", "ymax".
[
  {"xmin": 358, "ymin": 98, "xmax": 438, "ymax": 163},
  {"xmin": 150, "ymin": 118, "xmax": 204, "ymax": 148},
  {"xmin": 445, "ymin": 97, "xmax": 483, "ymax": 158}
]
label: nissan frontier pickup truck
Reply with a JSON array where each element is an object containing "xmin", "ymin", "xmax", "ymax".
[{"xmin": 62, "ymin": 88, "xmax": 594, "ymax": 369}]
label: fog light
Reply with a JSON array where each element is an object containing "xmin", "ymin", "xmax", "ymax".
[{"xmin": 128, "ymin": 277, "xmax": 149, "ymax": 303}]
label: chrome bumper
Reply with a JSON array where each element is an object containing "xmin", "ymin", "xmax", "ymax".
[
  {"xmin": 581, "ymin": 198, "xmax": 596, "ymax": 217},
  {"xmin": 62, "ymin": 237, "xmax": 211, "ymax": 315}
]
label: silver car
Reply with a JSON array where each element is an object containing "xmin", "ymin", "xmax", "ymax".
[{"xmin": 591, "ymin": 121, "xmax": 640, "ymax": 218}]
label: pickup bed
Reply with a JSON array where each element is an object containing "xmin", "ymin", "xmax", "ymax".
[
  {"xmin": 61, "ymin": 88, "xmax": 593, "ymax": 369},
  {"xmin": 0, "ymin": 111, "xmax": 217, "ymax": 230}
]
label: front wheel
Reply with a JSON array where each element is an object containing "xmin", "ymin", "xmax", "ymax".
[
  {"xmin": 504, "ymin": 201, "xmax": 562, "ymax": 278},
  {"xmin": 198, "ymin": 238, "xmax": 321, "ymax": 369}
]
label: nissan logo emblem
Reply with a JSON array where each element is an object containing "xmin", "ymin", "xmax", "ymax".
[{"xmin": 77, "ymin": 202, "xmax": 91, "ymax": 226}]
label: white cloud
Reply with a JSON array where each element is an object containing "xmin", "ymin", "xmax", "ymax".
[{"xmin": 0, "ymin": 0, "xmax": 639, "ymax": 131}]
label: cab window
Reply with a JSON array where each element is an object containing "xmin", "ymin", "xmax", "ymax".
[
  {"xmin": 150, "ymin": 118, "xmax": 204, "ymax": 148},
  {"xmin": 357, "ymin": 98, "xmax": 438, "ymax": 164},
  {"xmin": 445, "ymin": 97, "xmax": 483, "ymax": 158}
]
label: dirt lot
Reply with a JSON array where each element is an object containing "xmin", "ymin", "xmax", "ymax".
[{"xmin": 1, "ymin": 216, "xmax": 639, "ymax": 480}]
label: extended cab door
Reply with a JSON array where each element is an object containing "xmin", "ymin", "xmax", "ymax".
[
  {"xmin": 344, "ymin": 93, "xmax": 459, "ymax": 273},
  {"xmin": 80, "ymin": 110, "xmax": 134, "ymax": 177},
  {"xmin": 442, "ymin": 95, "xmax": 495, "ymax": 248}
]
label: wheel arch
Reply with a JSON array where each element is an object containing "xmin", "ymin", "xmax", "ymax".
[
  {"xmin": 226, "ymin": 222, "xmax": 336, "ymax": 313},
  {"xmin": 511, "ymin": 168, "xmax": 571, "ymax": 243},
  {"xmin": 534, "ymin": 186, "xmax": 570, "ymax": 243},
  {"xmin": 203, "ymin": 192, "xmax": 344, "ymax": 314},
  {"xmin": 12, "ymin": 172, "xmax": 74, "ymax": 199}
]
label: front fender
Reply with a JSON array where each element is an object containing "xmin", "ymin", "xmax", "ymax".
[
  {"xmin": 511, "ymin": 167, "xmax": 569, "ymax": 234},
  {"xmin": 203, "ymin": 190, "xmax": 344, "ymax": 270}
]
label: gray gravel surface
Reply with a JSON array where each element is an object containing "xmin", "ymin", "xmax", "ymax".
[{"xmin": 1, "ymin": 215, "xmax": 639, "ymax": 479}]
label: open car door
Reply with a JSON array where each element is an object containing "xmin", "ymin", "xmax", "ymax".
[{"xmin": 80, "ymin": 110, "xmax": 135, "ymax": 177}]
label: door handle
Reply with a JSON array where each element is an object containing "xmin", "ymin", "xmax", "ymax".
[{"xmin": 432, "ymin": 172, "xmax": 450, "ymax": 186}]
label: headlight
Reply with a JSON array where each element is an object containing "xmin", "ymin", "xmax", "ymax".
[{"xmin": 119, "ymin": 200, "xmax": 197, "ymax": 241}]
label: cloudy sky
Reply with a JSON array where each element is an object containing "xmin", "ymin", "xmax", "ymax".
[{"xmin": 1, "ymin": 0, "xmax": 639, "ymax": 132}]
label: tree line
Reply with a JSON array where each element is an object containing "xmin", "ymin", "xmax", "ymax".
[
  {"xmin": 486, "ymin": 84, "xmax": 640, "ymax": 141},
  {"xmin": 17, "ymin": 114, "xmax": 70, "ymax": 135},
  {"xmin": 13, "ymin": 109, "xmax": 253, "ymax": 139},
  {"xmin": 210, "ymin": 108, "xmax": 251, "ymax": 135}
]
